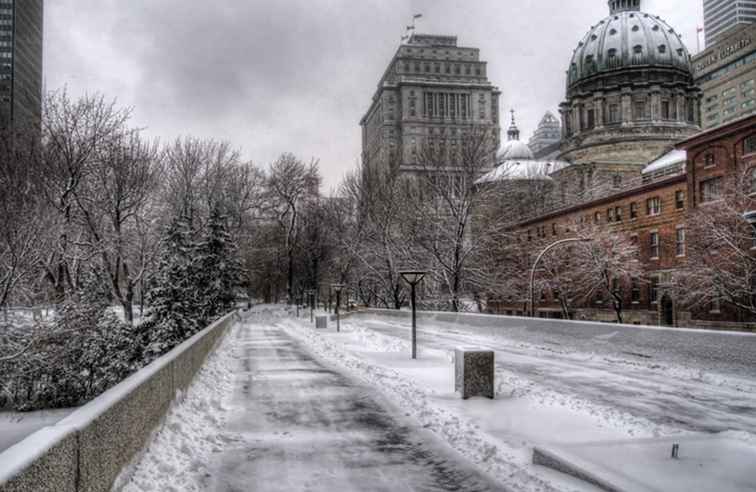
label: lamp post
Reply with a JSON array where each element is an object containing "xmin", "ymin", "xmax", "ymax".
[
  {"xmin": 529, "ymin": 238, "xmax": 590, "ymax": 318},
  {"xmin": 399, "ymin": 270, "xmax": 426, "ymax": 359},
  {"xmin": 331, "ymin": 283, "xmax": 345, "ymax": 332}
]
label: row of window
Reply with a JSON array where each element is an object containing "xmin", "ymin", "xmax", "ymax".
[
  {"xmin": 401, "ymin": 60, "xmax": 482, "ymax": 77},
  {"xmin": 567, "ymin": 98, "xmax": 695, "ymax": 133},
  {"xmin": 525, "ymin": 192, "xmax": 686, "ymax": 242}
]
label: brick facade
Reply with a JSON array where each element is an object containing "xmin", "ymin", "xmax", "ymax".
[{"xmin": 491, "ymin": 114, "xmax": 756, "ymax": 330}]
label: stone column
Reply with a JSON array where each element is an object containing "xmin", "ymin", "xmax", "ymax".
[
  {"xmin": 650, "ymin": 86, "xmax": 661, "ymax": 122},
  {"xmin": 621, "ymin": 88, "xmax": 633, "ymax": 126},
  {"xmin": 594, "ymin": 92, "xmax": 605, "ymax": 129}
]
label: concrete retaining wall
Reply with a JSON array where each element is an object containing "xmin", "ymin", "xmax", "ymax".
[{"xmin": 0, "ymin": 311, "xmax": 237, "ymax": 492}]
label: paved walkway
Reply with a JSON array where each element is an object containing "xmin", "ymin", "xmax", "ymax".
[{"xmin": 210, "ymin": 322, "xmax": 503, "ymax": 492}]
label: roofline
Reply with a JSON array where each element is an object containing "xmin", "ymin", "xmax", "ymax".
[
  {"xmin": 675, "ymin": 114, "xmax": 756, "ymax": 150},
  {"xmin": 513, "ymin": 174, "xmax": 686, "ymax": 228}
]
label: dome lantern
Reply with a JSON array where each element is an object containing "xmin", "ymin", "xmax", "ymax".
[
  {"xmin": 608, "ymin": 0, "xmax": 641, "ymax": 14},
  {"xmin": 507, "ymin": 109, "xmax": 520, "ymax": 141}
]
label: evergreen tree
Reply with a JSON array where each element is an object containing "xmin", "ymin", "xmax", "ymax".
[
  {"xmin": 144, "ymin": 216, "xmax": 201, "ymax": 354},
  {"xmin": 197, "ymin": 207, "xmax": 242, "ymax": 320}
]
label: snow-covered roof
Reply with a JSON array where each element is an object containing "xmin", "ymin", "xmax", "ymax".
[
  {"xmin": 641, "ymin": 149, "xmax": 687, "ymax": 175},
  {"xmin": 498, "ymin": 140, "xmax": 535, "ymax": 161},
  {"xmin": 476, "ymin": 159, "xmax": 569, "ymax": 184}
]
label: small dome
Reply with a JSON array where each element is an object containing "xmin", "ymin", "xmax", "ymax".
[
  {"xmin": 567, "ymin": 3, "xmax": 692, "ymax": 89},
  {"xmin": 499, "ymin": 140, "xmax": 535, "ymax": 161}
]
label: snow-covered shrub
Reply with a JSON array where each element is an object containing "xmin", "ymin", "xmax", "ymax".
[{"xmin": 1, "ymin": 274, "xmax": 144, "ymax": 411}]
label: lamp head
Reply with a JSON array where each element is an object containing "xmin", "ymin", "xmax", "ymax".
[{"xmin": 399, "ymin": 270, "xmax": 427, "ymax": 285}]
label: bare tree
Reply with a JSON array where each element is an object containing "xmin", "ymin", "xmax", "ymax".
[
  {"xmin": 677, "ymin": 168, "xmax": 756, "ymax": 317},
  {"xmin": 266, "ymin": 153, "xmax": 320, "ymax": 303},
  {"xmin": 408, "ymin": 126, "xmax": 500, "ymax": 311},
  {"xmin": 36, "ymin": 90, "xmax": 131, "ymax": 299}
]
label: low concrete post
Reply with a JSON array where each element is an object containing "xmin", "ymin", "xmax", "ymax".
[{"xmin": 455, "ymin": 347, "xmax": 495, "ymax": 399}]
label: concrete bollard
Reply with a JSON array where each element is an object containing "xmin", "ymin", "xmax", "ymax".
[
  {"xmin": 455, "ymin": 347, "xmax": 495, "ymax": 399},
  {"xmin": 315, "ymin": 315, "xmax": 328, "ymax": 329}
]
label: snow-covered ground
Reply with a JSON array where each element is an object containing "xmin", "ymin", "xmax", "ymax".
[
  {"xmin": 277, "ymin": 310, "xmax": 756, "ymax": 491},
  {"xmin": 113, "ymin": 320, "xmax": 237, "ymax": 491},
  {"xmin": 0, "ymin": 408, "xmax": 73, "ymax": 453}
]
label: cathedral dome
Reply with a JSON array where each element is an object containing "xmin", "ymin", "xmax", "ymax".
[
  {"xmin": 567, "ymin": 0, "xmax": 692, "ymax": 90},
  {"xmin": 498, "ymin": 140, "xmax": 535, "ymax": 161}
]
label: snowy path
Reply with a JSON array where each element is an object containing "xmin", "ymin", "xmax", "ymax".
[
  {"xmin": 208, "ymin": 319, "xmax": 504, "ymax": 492},
  {"xmin": 352, "ymin": 317, "xmax": 756, "ymax": 435}
]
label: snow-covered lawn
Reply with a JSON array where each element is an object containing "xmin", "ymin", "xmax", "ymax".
[
  {"xmin": 279, "ymin": 311, "xmax": 756, "ymax": 491},
  {"xmin": 0, "ymin": 408, "xmax": 73, "ymax": 453}
]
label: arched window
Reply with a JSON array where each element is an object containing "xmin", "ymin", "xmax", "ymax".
[
  {"xmin": 633, "ymin": 45, "xmax": 643, "ymax": 54},
  {"xmin": 658, "ymin": 45, "xmax": 667, "ymax": 54}
]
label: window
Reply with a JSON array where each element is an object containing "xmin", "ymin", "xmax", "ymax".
[
  {"xmin": 661, "ymin": 101, "xmax": 670, "ymax": 119},
  {"xmin": 745, "ymin": 134, "xmax": 756, "ymax": 155},
  {"xmin": 704, "ymin": 153, "xmax": 716, "ymax": 167},
  {"xmin": 608, "ymin": 103, "xmax": 620, "ymax": 123},
  {"xmin": 676, "ymin": 226, "xmax": 686, "ymax": 256},
  {"xmin": 631, "ymin": 278, "xmax": 641, "ymax": 303},
  {"xmin": 649, "ymin": 276, "xmax": 659, "ymax": 304},
  {"xmin": 594, "ymin": 211, "xmax": 601, "ymax": 223},
  {"xmin": 587, "ymin": 109, "xmax": 595, "ymax": 129},
  {"xmin": 658, "ymin": 44, "xmax": 666, "ymax": 54},
  {"xmin": 700, "ymin": 177, "xmax": 722, "ymax": 203},
  {"xmin": 607, "ymin": 207, "xmax": 615, "ymax": 222},
  {"xmin": 615, "ymin": 206, "xmax": 622, "ymax": 222},
  {"xmin": 633, "ymin": 44, "xmax": 643, "ymax": 54},
  {"xmin": 630, "ymin": 202, "xmax": 638, "ymax": 219},
  {"xmin": 650, "ymin": 232, "xmax": 660, "ymax": 259},
  {"xmin": 634, "ymin": 101, "xmax": 647, "ymax": 120},
  {"xmin": 613, "ymin": 175, "xmax": 622, "ymax": 188},
  {"xmin": 552, "ymin": 223, "xmax": 557, "ymax": 236},
  {"xmin": 647, "ymin": 197, "xmax": 661, "ymax": 216},
  {"xmin": 675, "ymin": 190, "xmax": 685, "ymax": 209}
]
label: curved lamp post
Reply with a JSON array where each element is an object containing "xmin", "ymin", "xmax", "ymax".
[
  {"xmin": 399, "ymin": 270, "xmax": 426, "ymax": 359},
  {"xmin": 529, "ymin": 238, "xmax": 590, "ymax": 318},
  {"xmin": 331, "ymin": 283, "xmax": 345, "ymax": 332}
]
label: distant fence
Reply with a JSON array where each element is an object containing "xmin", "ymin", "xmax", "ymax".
[{"xmin": 0, "ymin": 311, "xmax": 237, "ymax": 492}]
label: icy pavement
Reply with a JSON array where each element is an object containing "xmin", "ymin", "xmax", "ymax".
[
  {"xmin": 209, "ymin": 320, "xmax": 504, "ymax": 491},
  {"xmin": 115, "ymin": 310, "xmax": 506, "ymax": 491}
]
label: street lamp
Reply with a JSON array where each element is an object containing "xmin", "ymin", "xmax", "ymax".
[
  {"xmin": 331, "ymin": 283, "xmax": 345, "ymax": 332},
  {"xmin": 399, "ymin": 270, "xmax": 426, "ymax": 359},
  {"xmin": 529, "ymin": 238, "xmax": 590, "ymax": 318}
]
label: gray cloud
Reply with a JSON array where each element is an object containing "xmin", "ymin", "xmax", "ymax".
[{"xmin": 45, "ymin": 0, "xmax": 702, "ymax": 190}]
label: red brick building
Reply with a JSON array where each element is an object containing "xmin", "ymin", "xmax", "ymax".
[{"xmin": 491, "ymin": 114, "xmax": 756, "ymax": 329}]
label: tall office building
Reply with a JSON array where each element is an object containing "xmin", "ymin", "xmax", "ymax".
[
  {"xmin": 693, "ymin": 23, "xmax": 756, "ymax": 128},
  {"xmin": 360, "ymin": 34, "xmax": 500, "ymax": 177},
  {"xmin": 0, "ymin": 0, "xmax": 43, "ymax": 130},
  {"xmin": 704, "ymin": 0, "xmax": 756, "ymax": 45}
]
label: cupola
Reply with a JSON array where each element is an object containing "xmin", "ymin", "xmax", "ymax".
[{"xmin": 608, "ymin": 0, "xmax": 641, "ymax": 14}]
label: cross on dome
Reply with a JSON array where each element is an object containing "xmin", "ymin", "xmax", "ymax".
[{"xmin": 507, "ymin": 109, "xmax": 520, "ymax": 141}]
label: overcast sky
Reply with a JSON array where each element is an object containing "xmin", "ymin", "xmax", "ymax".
[{"xmin": 44, "ymin": 0, "xmax": 703, "ymax": 191}]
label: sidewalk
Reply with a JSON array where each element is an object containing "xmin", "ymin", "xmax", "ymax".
[{"xmin": 209, "ymin": 321, "xmax": 505, "ymax": 491}]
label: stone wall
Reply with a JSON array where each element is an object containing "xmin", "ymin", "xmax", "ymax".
[{"xmin": 0, "ymin": 311, "xmax": 236, "ymax": 492}]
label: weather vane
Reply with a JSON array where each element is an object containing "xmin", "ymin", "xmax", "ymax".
[{"xmin": 402, "ymin": 13, "xmax": 423, "ymax": 42}]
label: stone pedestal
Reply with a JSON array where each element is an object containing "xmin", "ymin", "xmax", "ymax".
[
  {"xmin": 315, "ymin": 315, "xmax": 328, "ymax": 329},
  {"xmin": 454, "ymin": 347, "xmax": 494, "ymax": 399}
]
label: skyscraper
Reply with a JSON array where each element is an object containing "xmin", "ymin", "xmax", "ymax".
[
  {"xmin": 360, "ymin": 34, "xmax": 500, "ymax": 177},
  {"xmin": 0, "ymin": 0, "xmax": 43, "ymax": 131},
  {"xmin": 704, "ymin": 0, "xmax": 756, "ymax": 45}
]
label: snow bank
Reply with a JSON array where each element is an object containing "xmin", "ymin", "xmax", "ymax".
[{"xmin": 113, "ymin": 321, "xmax": 236, "ymax": 492}]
